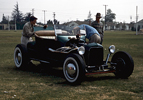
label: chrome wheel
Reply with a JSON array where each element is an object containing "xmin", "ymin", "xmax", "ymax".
[
  {"xmin": 14, "ymin": 47, "xmax": 22, "ymax": 68},
  {"xmin": 63, "ymin": 57, "xmax": 79, "ymax": 83},
  {"xmin": 66, "ymin": 63, "xmax": 77, "ymax": 80}
]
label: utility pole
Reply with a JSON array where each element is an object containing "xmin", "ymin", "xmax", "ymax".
[
  {"xmin": 15, "ymin": 15, "xmax": 17, "ymax": 31},
  {"xmin": 53, "ymin": 12, "xmax": 55, "ymax": 20},
  {"xmin": 53, "ymin": 12, "xmax": 56, "ymax": 24},
  {"xmin": 42, "ymin": 10, "xmax": 47, "ymax": 24},
  {"xmin": 103, "ymin": 5, "xmax": 108, "ymax": 31},
  {"xmin": 88, "ymin": 11, "xmax": 91, "ymax": 25},
  {"xmin": 136, "ymin": 6, "xmax": 138, "ymax": 35},
  {"xmin": 31, "ymin": 8, "xmax": 34, "ymax": 16},
  {"xmin": 53, "ymin": 12, "xmax": 56, "ymax": 32},
  {"xmin": 8, "ymin": 16, "xmax": 10, "ymax": 31},
  {"xmin": 130, "ymin": 16, "xmax": 132, "ymax": 22}
]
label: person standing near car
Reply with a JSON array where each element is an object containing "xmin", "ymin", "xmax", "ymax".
[
  {"xmin": 21, "ymin": 16, "xmax": 37, "ymax": 47},
  {"xmin": 21, "ymin": 16, "xmax": 47, "ymax": 48},
  {"xmin": 73, "ymin": 24, "xmax": 101, "ymax": 44},
  {"xmin": 91, "ymin": 13, "xmax": 104, "ymax": 44}
]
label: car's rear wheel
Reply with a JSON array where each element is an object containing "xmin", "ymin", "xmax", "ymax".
[
  {"xmin": 111, "ymin": 51, "xmax": 134, "ymax": 78},
  {"xmin": 14, "ymin": 44, "xmax": 29, "ymax": 69},
  {"xmin": 63, "ymin": 54, "xmax": 85, "ymax": 84}
]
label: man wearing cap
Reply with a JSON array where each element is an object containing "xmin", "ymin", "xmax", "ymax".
[
  {"xmin": 91, "ymin": 13, "xmax": 104, "ymax": 44},
  {"xmin": 21, "ymin": 16, "xmax": 47, "ymax": 47}
]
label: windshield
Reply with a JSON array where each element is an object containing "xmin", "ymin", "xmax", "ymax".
[
  {"xmin": 55, "ymin": 25, "xmax": 86, "ymax": 35},
  {"xmin": 34, "ymin": 24, "xmax": 86, "ymax": 35}
]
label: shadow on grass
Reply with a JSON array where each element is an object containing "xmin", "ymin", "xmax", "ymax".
[
  {"xmin": 85, "ymin": 75, "xmax": 118, "ymax": 82},
  {"xmin": 14, "ymin": 63, "xmax": 64, "ymax": 78},
  {"xmin": 11, "ymin": 63, "xmax": 125, "ymax": 86}
]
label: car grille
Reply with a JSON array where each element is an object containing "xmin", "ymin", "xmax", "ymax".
[{"xmin": 84, "ymin": 47, "xmax": 103, "ymax": 66}]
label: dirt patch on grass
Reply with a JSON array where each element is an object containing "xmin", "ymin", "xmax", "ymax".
[
  {"xmin": 113, "ymin": 90, "xmax": 142, "ymax": 99},
  {"xmin": 114, "ymin": 90, "xmax": 136, "ymax": 95}
]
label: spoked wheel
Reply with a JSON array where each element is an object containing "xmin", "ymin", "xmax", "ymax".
[
  {"xmin": 14, "ymin": 44, "xmax": 29, "ymax": 69},
  {"xmin": 111, "ymin": 51, "xmax": 134, "ymax": 78},
  {"xmin": 63, "ymin": 54, "xmax": 85, "ymax": 84}
]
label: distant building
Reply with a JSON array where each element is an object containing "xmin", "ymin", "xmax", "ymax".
[
  {"xmin": 56, "ymin": 20, "xmax": 135, "ymax": 31},
  {"xmin": 0, "ymin": 24, "xmax": 7, "ymax": 30},
  {"xmin": 106, "ymin": 22, "xmax": 116, "ymax": 30},
  {"xmin": 134, "ymin": 19, "xmax": 143, "ymax": 31},
  {"xmin": 106, "ymin": 22, "xmax": 130, "ymax": 30},
  {"xmin": 0, "ymin": 24, "xmax": 15, "ymax": 30}
]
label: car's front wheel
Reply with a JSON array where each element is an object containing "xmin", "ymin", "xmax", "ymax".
[
  {"xmin": 14, "ymin": 44, "xmax": 29, "ymax": 69},
  {"xmin": 63, "ymin": 54, "xmax": 85, "ymax": 84},
  {"xmin": 111, "ymin": 51, "xmax": 134, "ymax": 78}
]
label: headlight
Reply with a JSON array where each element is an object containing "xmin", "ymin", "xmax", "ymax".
[
  {"xmin": 109, "ymin": 45, "xmax": 115, "ymax": 54},
  {"xmin": 78, "ymin": 46, "xmax": 85, "ymax": 55}
]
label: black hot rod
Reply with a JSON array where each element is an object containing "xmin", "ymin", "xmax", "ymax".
[{"xmin": 14, "ymin": 27, "xmax": 134, "ymax": 84}]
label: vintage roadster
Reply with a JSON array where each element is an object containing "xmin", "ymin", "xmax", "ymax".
[{"xmin": 14, "ymin": 27, "xmax": 134, "ymax": 84}]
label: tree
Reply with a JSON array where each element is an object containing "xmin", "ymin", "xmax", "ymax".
[
  {"xmin": 11, "ymin": 2, "xmax": 24, "ymax": 29},
  {"xmin": 122, "ymin": 22, "xmax": 126, "ymax": 30},
  {"xmin": 105, "ymin": 9, "xmax": 116, "ymax": 22},
  {"xmin": 11, "ymin": 2, "xmax": 23, "ymax": 22},
  {"xmin": 47, "ymin": 20, "xmax": 53, "ymax": 26},
  {"xmin": 115, "ymin": 22, "xmax": 120, "ymax": 29},
  {"xmin": 87, "ymin": 11, "xmax": 91, "ymax": 20},
  {"xmin": 1, "ymin": 14, "xmax": 8, "ymax": 24},
  {"xmin": 54, "ymin": 19, "xmax": 59, "ymax": 25},
  {"xmin": 87, "ymin": 11, "xmax": 93, "ymax": 25},
  {"xmin": 24, "ymin": 12, "xmax": 32, "ymax": 22}
]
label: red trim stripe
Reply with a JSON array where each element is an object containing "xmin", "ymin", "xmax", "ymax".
[{"xmin": 85, "ymin": 70, "xmax": 116, "ymax": 75}]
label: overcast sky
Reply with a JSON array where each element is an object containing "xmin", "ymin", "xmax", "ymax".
[{"xmin": 0, "ymin": 0, "xmax": 143, "ymax": 24}]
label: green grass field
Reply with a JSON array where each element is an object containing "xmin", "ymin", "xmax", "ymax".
[{"xmin": 0, "ymin": 30, "xmax": 143, "ymax": 100}]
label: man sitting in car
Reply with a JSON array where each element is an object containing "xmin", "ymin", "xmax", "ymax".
[{"xmin": 73, "ymin": 24, "xmax": 101, "ymax": 44}]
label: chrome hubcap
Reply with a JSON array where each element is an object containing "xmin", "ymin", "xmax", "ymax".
[
  {"xmin": 63, "ymin": 57, "xmax": 79, "ymax": 83},
  {"xmin": 15, "ymin": 50, "xmax": 22, "ymax": 65},
  {"xmin": 66, "ymin": 63, "xmax": 77, "ymax": 80}
]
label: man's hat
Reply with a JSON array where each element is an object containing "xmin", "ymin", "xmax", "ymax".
[
  {"xmin": 96, "ymin": 13, "xmax": 101, "ymax": 18},
  {"xmin": 30, "ymin": 16, "xmax": 37, "ymax": 21}
]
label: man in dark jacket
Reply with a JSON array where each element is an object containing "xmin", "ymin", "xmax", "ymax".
[{"xmin": 91, "ymin": 13, "xmax": 104, "ymax": 44}]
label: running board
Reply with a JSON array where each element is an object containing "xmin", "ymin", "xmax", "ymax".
[
  {"xmin": 30, "ymin": 58, "xmax": 50, "ymax": 64},
  {"xmin": 85, "ymin": 70, "xmax": 115, "ymax": 75}
]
